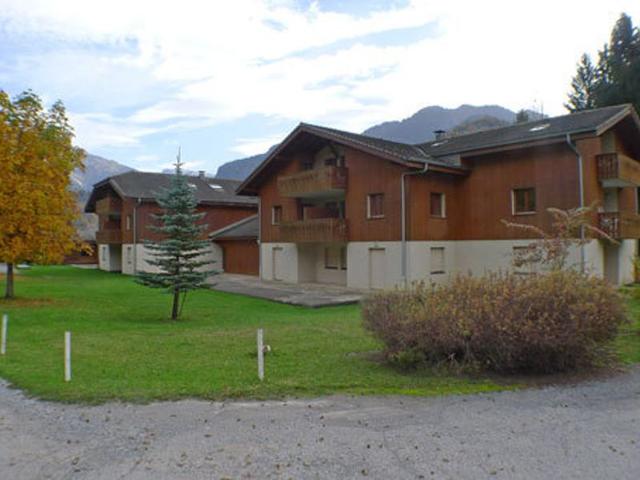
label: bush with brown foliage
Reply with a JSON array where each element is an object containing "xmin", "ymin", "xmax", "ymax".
[{"xmin": 362, "ymin": 270, "xmax": 628, "ymax": 373}]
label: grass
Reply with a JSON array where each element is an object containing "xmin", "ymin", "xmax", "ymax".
[
  {"xmin": 616, "ymin": 287, "xmax": 640, "ymax": 364},
  {"xmin": 0, "ymin": 266, "xmax": 505, "ymax": 403}
]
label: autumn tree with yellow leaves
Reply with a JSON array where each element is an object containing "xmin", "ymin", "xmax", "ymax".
[{"xmin": 0, "ymin": 90, "xmax": 85, "ymax": 299}]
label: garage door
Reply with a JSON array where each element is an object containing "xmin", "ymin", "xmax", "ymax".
[{"xmin": 219, "ymin": 240, "xmax": 259, "ymax": 276}]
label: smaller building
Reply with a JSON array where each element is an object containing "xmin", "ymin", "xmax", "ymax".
[
  {"xmin": 85, "ymin": 171, "xmax": 258, "ymax": 275},
  {"xmin": 209, "ymin": 215, "xmax": 259, "ymax": 276}
]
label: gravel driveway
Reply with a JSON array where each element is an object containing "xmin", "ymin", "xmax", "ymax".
[{"xmin": 1, "ymin": 368, "xmax": 639, "ymax": 479}]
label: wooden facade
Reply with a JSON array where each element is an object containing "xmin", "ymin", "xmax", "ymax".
[
  {"xmin": 253, "ymin": 123, "xmax": 640, "ymax": 245},
  {"xmin": 217, "ymin": 239, "xmax": 259, "ymax": 275}
]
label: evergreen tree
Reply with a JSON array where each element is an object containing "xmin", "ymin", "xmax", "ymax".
[
  {"xmin": 566, "ymin": 13, "xmax": 640, "ymax": 113},
  {"xmin": 515, "ymin": 109, "xmax": 531, "ymax": 123},
  {"xmin": 565, "ymin": 54, "xmax": 598, "ymax": 112},
  {"xmin": 136, "ymin": 155, "xmax": 214, "ymax": 320}
]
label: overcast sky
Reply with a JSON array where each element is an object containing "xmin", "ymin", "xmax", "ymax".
[{"xmin": 1, "ymin": 0, "xmax": 639, "ymax": 173}]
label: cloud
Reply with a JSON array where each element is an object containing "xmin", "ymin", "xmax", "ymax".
[
  {"xmin": 2, "ymin": 0, "xmax": 640, "ymax": 165},
  {"xmin": 231, "ymin": 135, "xmax": 284, "ymax": 156}
]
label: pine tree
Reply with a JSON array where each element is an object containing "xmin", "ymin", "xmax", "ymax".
[
  {"xmin": 565, "ymin": 54, "xmax": 598, "ymax": 112},
  {"xmin": 515, "ymin": 109, "xmax": 530, "ymax": 123},
  {"xmin": 136, "ymin": 155, "xmax": 214, "ymax": 320},
  {"xmin": 566, "ymin": 13, "xmax": 640, "ymax": 113}
]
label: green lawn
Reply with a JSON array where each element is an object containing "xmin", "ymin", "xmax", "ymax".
[
  {"xmin": 0, "ymin": 266, "xmax": 505, "ymax": 403},
  {"xmin": 617, "ymin": 287, "xmax": 640, "ymax": 364}
]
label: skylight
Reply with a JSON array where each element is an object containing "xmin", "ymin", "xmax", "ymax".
[
  {"xmin": 188, "ymin": 183, "xmax": 197, "ymax": 189},
  {"xmin": 431, "ymin": 139, "xmax": 449, "ymax": 147},
  {"xmin": 529, "ymin": 123, "xmax": 550, "ymax": 132},
  {"xmin": 209, "ymin": 183, "xmax": 224, "ymax": 190}
]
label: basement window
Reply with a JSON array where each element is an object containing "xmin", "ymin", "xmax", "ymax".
[{"xmin": 430, "ymin": 247, "xmax": 445, "ymax": 274}]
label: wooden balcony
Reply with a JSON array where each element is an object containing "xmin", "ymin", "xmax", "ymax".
[
  {"xmin": 95, "ymin": 229, "xmax": 122, "ymax": 244},
  {"xmin": 279, "ymin": 218, "xmax": 348, "ymax": 243},
  {"xmin": 278, "ymin": 166, "xmax": 347, "ymax": 198},
  {"xmin": 95, "ymin": 196, "xmax": 122, "ymax": 216},
  {"xmin": 596, "ymin": 153, "xmax": 640, "ymax": 187},
  {"xmin": 598, "ymin": 211, "xmax": 640, "ymax": 239}
]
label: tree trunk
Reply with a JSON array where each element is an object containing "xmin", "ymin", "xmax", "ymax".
[
  {"xmin": 4, "ymin": 263, "xmax": 14, "ymax": 299},
  {"xmin": 171, "ymin": 289, "xmax": 180, "ymax": 320}
]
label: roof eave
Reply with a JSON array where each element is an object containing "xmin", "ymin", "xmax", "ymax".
[{"xmin": 236, "ymin": 123, "xmax": 429, "ymax": 195}]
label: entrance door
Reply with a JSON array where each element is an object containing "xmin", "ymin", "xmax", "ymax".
[
  {"xmin": 272, "ymin": 247, "xmax": 283, "ymax": 281},
  {"xmin": 369, "ymin": 248, "xmax": 385, "ymax": 289},
  {"xmin": 604, "ymin": 243, "xmax": 620, "ymax": 284}
]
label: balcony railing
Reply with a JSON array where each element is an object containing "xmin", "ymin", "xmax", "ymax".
[
  {"xmin": 278, "ymin": 218, "xmax": 348, "ymax": 243},
  {"xmin": 596, "ymin": 153, "xmax": 640, "ymax": 187},
  {"xmin": 95, "ymin": 196, "xmax": 122, "ymax": 216},
  {"xmin": 278, "ymin": 166, "xmax": 347, "ymax": 198},
  {"xmin": 95, "ymin": 229, "xmax": 122, "ymax": 244},
  {"xmin": 598, "ymin": 211, "xmax": 640, "ymax": 239}
]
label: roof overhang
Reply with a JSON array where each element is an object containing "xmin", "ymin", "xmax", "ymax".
[{"xmin": 236, "ymin": 123, "xmax": 466, "ymax": 195}]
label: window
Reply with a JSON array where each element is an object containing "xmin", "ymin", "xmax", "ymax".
[
  {"xmin": 126, "ymin": 215, "xmax": 132, "ymax": 230},
  {"xmin": 430, "ymin": 247, "xmax": 445, "ymax": 274},
  {"xmin": 430, "ymin": 192, "xmax": 446, "ymax": 218},
  {"xmin": 367, "ymin": 193, "xmax": 384, "ymax": 219},
  {"xmin": 272, "ymin": 205, "xmax": 283, "ymax": 225},
  {"xmin": 340, "ymin": 246, "xmax": 347, "ymax": 270},
  {"xmin": 324, "ymin": 247, "xmax": 340, "ymax": 269},
  {"xmin": 512, "ymin": 188, "xmax": 536, "ymax": 214},
  {"xmin": 512, "ymin": 246, "xmax": 535, "ymax": 275}
]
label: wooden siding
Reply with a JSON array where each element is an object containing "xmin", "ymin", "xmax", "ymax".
[
  {"xmin": 218, "ymin": 239, "xmax": 259, "ymax": 275},
  {"xmin": 119, "ymin": 199, "xmax": 256, "ymax": 244},
  {"xmin": 254, "ymin": 126, "xmax": 640, "ymax": 243},
  {"xmin": 598, "ymin": 211, "xmax": 640, "ymax": 238},
  {"xmin": 596, "ymin": 152, "xmax": 640, "ymax": 187},
  {"xmin": 278, "ymin": 165, "xmax": 347, "ymax": 197},
  {"xmin": 279, "ymin": 218, "xmax": 348, "ymax": 243}
]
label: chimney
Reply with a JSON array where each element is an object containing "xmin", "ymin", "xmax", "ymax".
[
  {"xmin": 198, "ymin": 170, "xmax": 206, "ymax": 179},
  {"xmin": 433, "ymin": 129, "xmax": 446, "ymax": 141}
]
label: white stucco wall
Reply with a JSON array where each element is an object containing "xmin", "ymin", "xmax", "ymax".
[
  {"xmin": 98, "ymin": 244, "xmax": 122, "ymax": 272},
  {"xmin": 346, "ymin": 242, "xmax": 403, "ymax": 289},
  {"xmin": 260, "ymin": 243, "xmax": 300, "ymax": 282},
  {"xmin": 120, "ymin": 243, "xmax": 222, "ymax": 276},
  {"xmin": 261, "ymin": 239, "xmax": 631, "ymax": 288},
  {"xmin": 313, "ymin": 244, "xmax": 347, "ymax": 285}
]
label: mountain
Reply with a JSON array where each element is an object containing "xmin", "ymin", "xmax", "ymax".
[
  {"xmin": 71, "ymin": 154, "xmax": 133, "ymax": 192},
  {"xmin": 215, "ymin": 149, "xmax": 275, "ymax": 180},
  {"xmin": 362, "ymin": 105, "xmax": 517, "ymax": 143},
  {"xmin": 214, "ymin": 104, "xmax": 545, "ymax": 180}
]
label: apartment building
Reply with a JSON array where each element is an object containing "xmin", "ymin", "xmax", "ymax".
[
  {"xmin": 85, "ymin": 171, "xmax": 258, "ymax": 275},
  {"xmin": 237, "ymin": 104, "xmax": 640, "ymax": 288}
]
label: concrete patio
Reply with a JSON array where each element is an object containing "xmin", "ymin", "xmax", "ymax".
[{"xmin": 208, "ymin": 274, "xmax": 365, "ymax": 307}]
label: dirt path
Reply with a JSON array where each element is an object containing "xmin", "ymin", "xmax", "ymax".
[{"xmin": 1, "ymin": 368, "xmax": 639, "ymax": 479}]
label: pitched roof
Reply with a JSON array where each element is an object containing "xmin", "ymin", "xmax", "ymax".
[
  {"xmin": 236, "ymin": 104, "xmax": 639, "ymax": 195},
  {"xmin": 85, "ymin": 171, "xmax": 257, "ymax": 212},
  {"xmin": 298, "ymin": 123, "xmax": 433, "ymax": 164},
  {"xmin": 419, "ymin": 104, "xmax": 636, "ymax": 157},
  {"xmin": 209, "ymin": 214, "xmax": 258, "ymax": 240}
]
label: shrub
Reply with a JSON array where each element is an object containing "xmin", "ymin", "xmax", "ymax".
[{"xmin": 362, "ymin": 270, "xmax": 628, "ymax": 373}]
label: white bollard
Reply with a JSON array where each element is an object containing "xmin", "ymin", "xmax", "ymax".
[
  {"xmin": 257, "ymin": 328, "xmax": 264, "ymax": 381},
  {"xmin": 1, "ymin": 314, "xmax": 7, "ymax": 355},
  {"xmin": 64, "ymin": 331, "xmax": 71, "ymax": 382}
]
